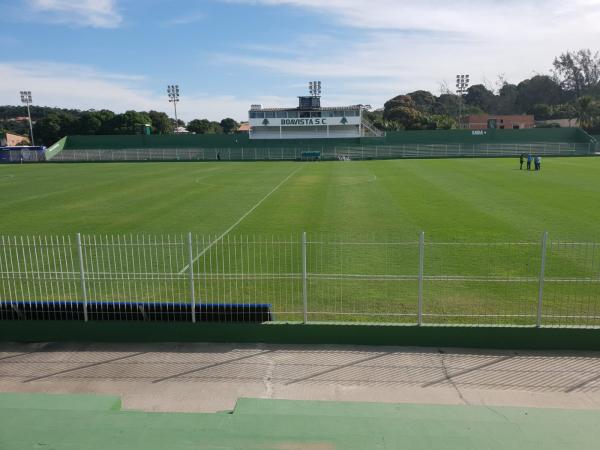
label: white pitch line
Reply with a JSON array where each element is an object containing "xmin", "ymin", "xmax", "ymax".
[{"xmin": 179, "ymin": 165, "xmax": 304, "ymax": 274}]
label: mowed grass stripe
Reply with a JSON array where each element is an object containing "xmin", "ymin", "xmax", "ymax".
[
  {"xmin": 178, "ymin": 165, "xmax": 303, "ymax": 273},
  {"xmin": 1, "ymin": 158, "xmax": 600, "ymax": 241}
]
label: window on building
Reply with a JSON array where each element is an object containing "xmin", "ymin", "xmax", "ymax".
[
  {"xmin": 265, "ymin": 111, "xmax": 276, "ymax": 118},
  {"xmin": 287, "ymin": 111, "xmax": 299, "ymax": 118},
  {"xmin": 276, "ymin": 111, "xmax": 287, "ymax": 118}
]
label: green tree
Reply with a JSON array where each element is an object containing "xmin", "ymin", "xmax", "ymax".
[
  {"xmin": 406, "ymin": 90, "xmax": 436, "ymax": 113},
  {"xmin": 148, "ymin": 111, "xmax": 173, "ymax": 134},
  {"xmin": 94, "ymin": 110, "xmax": 116, "ymax": 134},
  {"xmin": 187, "ymin": 119, "xmax": 223, "ymax": 134},
  {"xmin": 363, "ymin": 110, "xmax": 402, "ymax": 131},
  {"xmin": 464, "ymin": 84, "xmax": 496, "ymax": 113},
  {"xmin": 110, "ymin": 110, "xmax": 152, "ymax": 134},
  {"xmin": 383, "ymin": 95, "xmax": 415, "ymax": 113},
  {"xmin": 495, "ymin": 83, "xmax": 518, "ymax": 114},
  {"xmin": 433, "ymin": 94, "xmax": 461, "ymax": 116},
  {"xmin": 383, "ymin": 96, "xmax": 429, "ymax": 130},
  {"xmin": 76, "ymin": 111, "xmax": 103, "ymax": 135},
  {"xmin": 220, "ymin": 118, "xmax": 239, "ymax": 134},
  {"xmin": 33, "ymin": 113, "xmax": 64, "ymax": 145},
  {"xmin": 429, "ymin": 115, "xmax": 457, "ymax": 130},
  {"xmin": 516, "ymin": 76, "xmax": 563, "ymax": 112},
  {"xmin": 550, "ymin": 103, "xmax": 577, "ymax": 120},
  {"xmin": 529, "ymin": 104, "xmax": 553, "ymax": 120},
  {"xmin": 553, "ymin": 49, "xmax": 600, "ymax": 97},
  {"xmin": 575, "ymin": 96, "xmax": 600, "ymax": 130}
]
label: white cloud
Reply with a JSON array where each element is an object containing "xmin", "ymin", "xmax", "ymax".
[
  {"xmin": 163, "ymin": 12, "xmax": 206, "ymax": 26},
  {"xmin": 221, "ymin": 0, "xmax": 600, "ymax": 100},
  {"xmin": 0, "ymin": 61, "xmax": 269, "ymax": 122},
  {"xmin": 28, "ymin": 0, "xmax": 122, "ymax": 28},
  {"xmin": 231, "ymin": 0, "xmax": 600, "ymax": 35}
]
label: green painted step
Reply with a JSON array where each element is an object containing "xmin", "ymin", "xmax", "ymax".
[
  {"xmin": 0, "ymin": 392, "xmax": 121, "ymax": 411},
  {"xmin": 1, "ymin": 403, "xmax": 599, "ymax": 450},
  {"xmin": 233, "ymin": 397, "xmax": 597, "ymax": 423}
]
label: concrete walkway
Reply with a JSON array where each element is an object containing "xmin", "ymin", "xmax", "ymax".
[{"xmin": 1, "ymin": 342, "xmax": 600, "ymax": 412}]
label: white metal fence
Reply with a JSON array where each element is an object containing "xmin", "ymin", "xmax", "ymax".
[
  {"xmin": 49, "ymin": 142, "xmax": 594, "ymax": 162},
  {"xmin": 1, "ymin": 232, "xmax": 599, "ymax": 327}
]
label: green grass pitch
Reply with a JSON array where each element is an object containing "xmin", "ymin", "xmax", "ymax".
[
  {"xmin": 1, "ymin": 157, "xmax": 599, "ymax": 325},
  {"xmin": 2, "ymin": 158, "xmax": 600, "ymax": 239}
]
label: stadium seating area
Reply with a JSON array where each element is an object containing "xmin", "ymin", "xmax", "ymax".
[{"xmin": 1, "ymin": 393, "xmax": 598, "ymax": 449}]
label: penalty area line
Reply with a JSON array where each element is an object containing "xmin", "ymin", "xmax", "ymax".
[{"xmin": 178, "ymin": 165, "xmax": 304, "ymax": 274}]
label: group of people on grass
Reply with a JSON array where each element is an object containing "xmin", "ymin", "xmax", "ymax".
[{"xmin": 520, "ymin": 153, "xmax": 542, "ymax": 171}]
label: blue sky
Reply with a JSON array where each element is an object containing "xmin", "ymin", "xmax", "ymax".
[{"xmin": 1, "ymin": 0, "xmax": 599, "ymax": 121}]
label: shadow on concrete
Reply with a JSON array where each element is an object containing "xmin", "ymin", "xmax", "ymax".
[{"xmin": 1, "ymin": 342, "xmax": 600, "ymax": 393}]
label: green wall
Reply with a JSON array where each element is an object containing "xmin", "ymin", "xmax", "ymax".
[
  {"xmin": 64, "ymin": 134, "xmax": 362, "ymax": 150},
  {"xmin": 377, "ymin": 128, "xmax": 591, "ymax": 145},
  {"xmin": 3, "ymin": 321, "xmax": 600, "ymax": 351},
  {"xmin": 62, "ymin": 128, "xmax": 593, "ymax": 151}
]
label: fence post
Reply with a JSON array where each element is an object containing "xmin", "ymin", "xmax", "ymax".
[
  {"xmin": 536, "ymin": 231, "xmax": 548, "ymax": 328},
  {"xmin": 76, "ymin": 233, "xmax": 88, "ymax": 322},
  {"xmin": 418, "ymin": 231, "xmax": 424, "ymax": 325},
  {"xmin": 302, "ymin": 231, "xmax": 308, "ymax": 324},
  {"xmin": 188, "ymin": 232, "xmax": 196, "ymax": 323}
]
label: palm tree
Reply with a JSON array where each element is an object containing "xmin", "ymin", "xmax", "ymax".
[{"xmin": 575, "ymin": 96, "xmax": 596, "ymax": 129}]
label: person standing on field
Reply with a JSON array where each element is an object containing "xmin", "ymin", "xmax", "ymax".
[
  {"xmin": 527, "ymin": 154, "xmax": 532, "ymax": 171},
  {"xmin": 519, "ymin": 153, "xmax": 525, "ymax": 170},
  {"xmin": 535, "ymin": 155, "xmax": 541, "ymax": 171}
]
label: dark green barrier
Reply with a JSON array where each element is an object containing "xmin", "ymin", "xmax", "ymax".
[
  {"xmin": 62, "ymin": 128, "xmax": 593, "ymax": 151},
  {"xmin": 2, "ymin": 321, "xmax": 600, "ymax": 351}
]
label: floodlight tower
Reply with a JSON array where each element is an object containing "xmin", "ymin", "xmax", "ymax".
[
  {"xmin": 20, "ymin": 90, "xmax": 35, "ymax": 146},
  {"xmin": 167, "ymin": 84, "xmax": 180, "ymax": 133},
  {"xmin": 309, "ymin": 81, "xmax": 322, "ymax": 97},
  {"xmin": 455, "ymin": 74, "xmax": 470, "ymax": 129}
]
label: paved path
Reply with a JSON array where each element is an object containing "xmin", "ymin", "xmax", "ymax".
[{"xmin": 1, "ymin": 342, "xmax": 600, "ymax": 412}]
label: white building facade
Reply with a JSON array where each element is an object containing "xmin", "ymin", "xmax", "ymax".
[{"xmin": 248, "ymin": 96, "xmax": 383, "ymax": 140}]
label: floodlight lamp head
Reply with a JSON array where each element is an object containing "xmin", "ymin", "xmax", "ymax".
[
  {"xmin": 20, "ymin": 91, "xmax": 32, "ymax": 103},
  {"xmin": 309, "ymin": 80, "xmax": 322, "ymax": 97}
]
